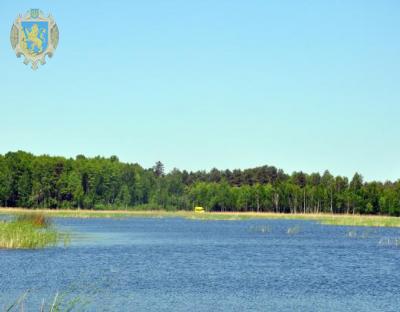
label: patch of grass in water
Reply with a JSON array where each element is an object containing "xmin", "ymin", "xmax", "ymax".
[
  {"xmin": 287, "ymin": 225, "xmax": 301, "ymax": 235},
  {"xmin": 249, "ymin": 225, "xmax": 271, "ymax": 234},
  {"xmin": 346, "ymin": 229, "xmax": 358, "ymax": 238},
  {"xmin": 346, "ymin": 229, "xmax": 377, "ymax": 239},
  {"xmin": 378, "ymin": 237, "xmax": 400, "ymax": 247},
  {"xmin": 0, "ymin": 213, "xmax": 68, "ymax": 250}
]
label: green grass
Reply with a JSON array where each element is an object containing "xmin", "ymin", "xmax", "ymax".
[
  {"xmin": 0, "ymin": 213, "xmax": 68, "ymax": 249},
  {"xmin": 316, "ymin": 215, "xmax": 400, "ymax": 227},
  {"xmin": 1, "ymin": 208, "xmax": 400, "ymax": 227}
]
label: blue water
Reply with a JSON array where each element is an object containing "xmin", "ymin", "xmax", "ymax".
[{"xmin": 1, "ymin": 217, "xmax": 400, "ymax": 311}]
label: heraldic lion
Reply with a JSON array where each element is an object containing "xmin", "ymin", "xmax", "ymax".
[{"xmin": 20, "ymin": 24, "xmax": 47, "ymax": 55}]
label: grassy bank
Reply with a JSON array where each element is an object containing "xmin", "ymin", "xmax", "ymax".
[
  {"xmin": 0, "ymin": 213, "xmax": 66, "ymax": 249},
  {"xmin": 0, "ymin": 208, "xmax": 399, "ymax": 227}
]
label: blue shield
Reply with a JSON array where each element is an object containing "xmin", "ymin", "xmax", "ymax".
[{"xmin": 21, "ymin": 21, "xmax": 49, "ymax": 55}]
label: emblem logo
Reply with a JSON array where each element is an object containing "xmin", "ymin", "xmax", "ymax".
[{"xmin": 10, "ymin": 9, "xmax": 59, "ymax": 70}]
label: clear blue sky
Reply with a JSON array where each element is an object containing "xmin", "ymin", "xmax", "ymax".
[{"xmin": 0, "ymin": 1, "xmax": 399, "ymax": 181}]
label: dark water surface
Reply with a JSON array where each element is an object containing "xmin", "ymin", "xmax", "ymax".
[{"xmin": 1, "ymin": 217, "xmax": 400, "ymax": 311}]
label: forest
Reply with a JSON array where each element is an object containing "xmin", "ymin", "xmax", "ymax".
[{"xmin": 0, "ymin": 151, "xmax": 399, "ymax": 216}]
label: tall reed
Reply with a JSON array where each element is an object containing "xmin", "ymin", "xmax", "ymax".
[{"xmin": 0, "ymin": 213, "xmax": 65, "ymax": 249}]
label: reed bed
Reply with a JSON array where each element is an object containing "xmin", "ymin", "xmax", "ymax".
[{"xmin": 0, "ymin": 213, "xmax": 66, "ymax": 249}]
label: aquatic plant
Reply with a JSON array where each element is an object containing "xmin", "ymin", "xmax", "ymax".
[
  {"xmin": 346, "ymin": 230, "xmax": 358, "ymax": 238},
  {"xmin": 287, "ymin": 225, "xmax": 301, "ymax": 235},
  {"xmin": 378, "ymin": 237, "xmax": 400, "ymax": 247},
  {"xmin": 4, "ymin": 291, "xmax": 87, "ymax": 312},
  {"xmin": 346, "ymin": 229, "xmax": 376, "ymax": 239},
  {"xmin": 249, "ymin": 225, "xmax": 271, "ymax": 234},
  {"xmin": 15, "ymin": 213, "xmax": 52, "ymax": 228},
  {"xmin": 0, "ymin": 214, "xmax": 68, "ymax": 249}
]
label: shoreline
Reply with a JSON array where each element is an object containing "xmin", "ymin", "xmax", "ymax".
[{"xmin": 0, "ymin": 208, "xmax": 399, "ymax": 227}]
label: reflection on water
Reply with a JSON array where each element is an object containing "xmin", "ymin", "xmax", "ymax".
[{"xmin": 1, "ymin": 217, "xmax": 400, "ymax": 311}]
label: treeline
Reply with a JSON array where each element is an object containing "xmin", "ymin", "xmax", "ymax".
[{"xmin": 0, "ymin": 151, "xmax": 399, "ymax": 215}]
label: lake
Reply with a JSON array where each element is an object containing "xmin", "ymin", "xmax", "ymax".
[{"xmin": 1, "ymin": 217, "xmax": 400, "ymax": 311}]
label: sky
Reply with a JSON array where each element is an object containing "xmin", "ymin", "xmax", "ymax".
[{"xmin": 0, "ymin": 1, "xmax": 399, "ymax": 181}]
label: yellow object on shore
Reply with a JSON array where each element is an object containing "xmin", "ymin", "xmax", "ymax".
[{"xmin": 194, "ymin": 207, "xmax": 205, "ymax": 213}]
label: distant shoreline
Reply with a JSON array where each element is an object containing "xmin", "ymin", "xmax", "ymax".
[{"xmin": 0, "ymin": 208, "xmax": 399, "ymax": 227}]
